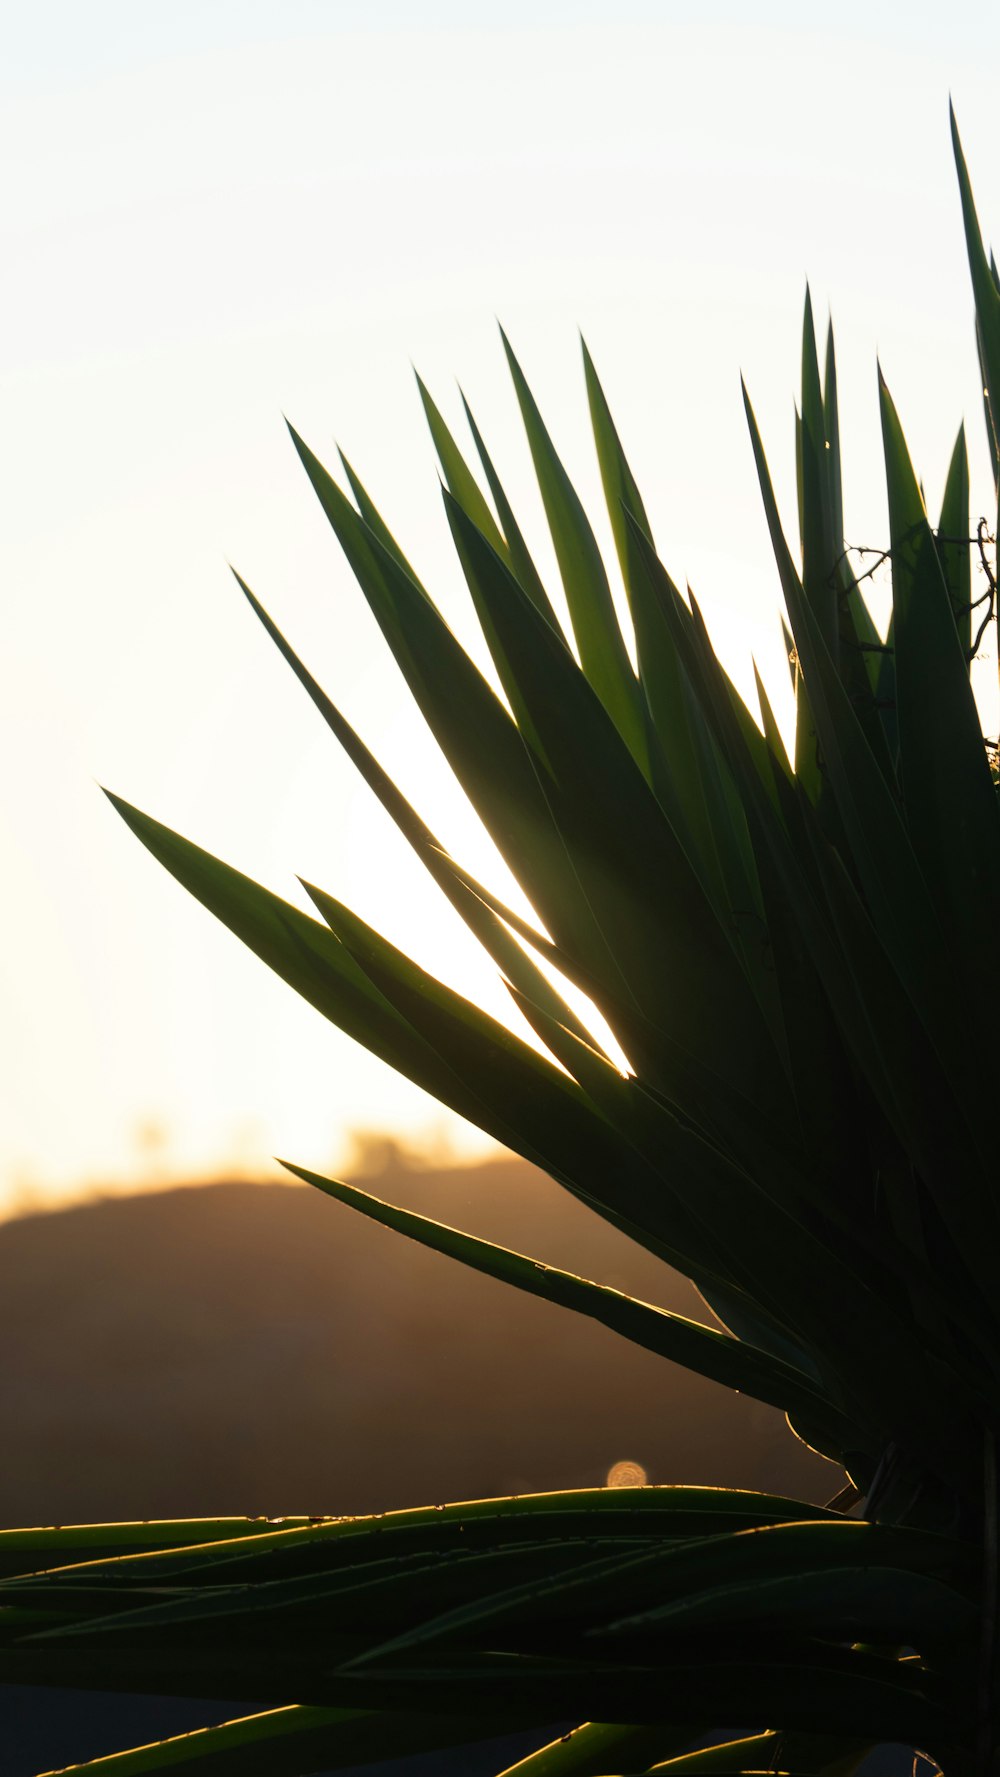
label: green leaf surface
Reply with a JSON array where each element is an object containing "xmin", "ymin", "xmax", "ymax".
[
  {"xmin": 0, "ymin": 1519, "xmax": 312, "ymax": 1583},
  {"xmin": 303, "ymin": 1640, "xmax": 951, "ymax": 1745},
  {"xmin": 598, "ymin": 1562, "xmax": 974, "ymax": 1644},
  {"xmin": 12, "ymin": 1490, "xmax": 840, "ymax": 1596},
  {"xmin": 348, "ymin": 1514, "xmax": 973, "ymax": 1671},
  {"xmin": 21, "ymin": 1541, "xmax": 663, "ymax": 1647}
]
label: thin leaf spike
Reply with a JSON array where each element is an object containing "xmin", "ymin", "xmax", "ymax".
[
  {"xmin": 951, "ymin": 102, "xmax": 1000, "ymax": 488},
  {"xmin": 581, "ymin": 333, "xmax": 655, "ymax": 598},
  {"xmin": 823, "ymin": 314, "xmax": 844, "ymax": 546},
  {"xmin": 799, "ymin": 286, "xmax": 838, "ymax": 663},
  {"xmin": 499, "ymin": 326, "xmax": 649, "ymax": 766},
  {"xmin": 798, "ymin": 295, "xmax": 896, "ymax": 794},
  {"xmin": 936, "ymin": 422, "xmax": 971, "ymax": 664},
  {"xmin": 818, "ymin": 318, "xmax": 897, "ymax": 776},
  {"xmin": 823, "ymin": 316, "xmax": 877, "ymax": 665},
  {"xmin": 336, "ymin": 449, "xmax": 430, "ymax": 596},
  {"xmin": 767, "ymin": 389, "xmax": 821, "ymax": 801},
  {"xmin": 414, "ymin": 372, "xmax": 508, "ymax": 557}
]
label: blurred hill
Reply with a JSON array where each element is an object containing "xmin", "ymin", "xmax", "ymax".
[
  {"xmin": 0, "ymin": 1148, "xmax": 832, "ymax": 1527},
  {"xmin": 1, "ymin": 1151, "xmax": 845, "ymax": 1774}
]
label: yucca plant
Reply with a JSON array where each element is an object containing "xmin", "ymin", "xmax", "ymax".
[{"xmin": 7, "ymin": 104, "xmax": 1000, "ymax": 1777}]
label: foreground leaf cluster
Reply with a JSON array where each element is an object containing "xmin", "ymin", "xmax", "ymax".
[{"xmin": 12, "ymin": 106, "xmax": 1000, "ymax": 1775}]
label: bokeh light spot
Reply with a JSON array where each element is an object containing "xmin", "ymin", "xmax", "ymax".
[{"xmin": 606, "ymin": 1459, "xmax": 648, "ymax": 1488}]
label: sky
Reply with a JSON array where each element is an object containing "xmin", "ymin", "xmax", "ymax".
[{"xmin": 2, "ymin": 0, "xmax": 998, "ymax": 1214}]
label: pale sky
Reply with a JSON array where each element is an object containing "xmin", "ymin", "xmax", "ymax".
[{"xmin": 2, "ymin": 0, "xmax": 998, "ymax": 1213}]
